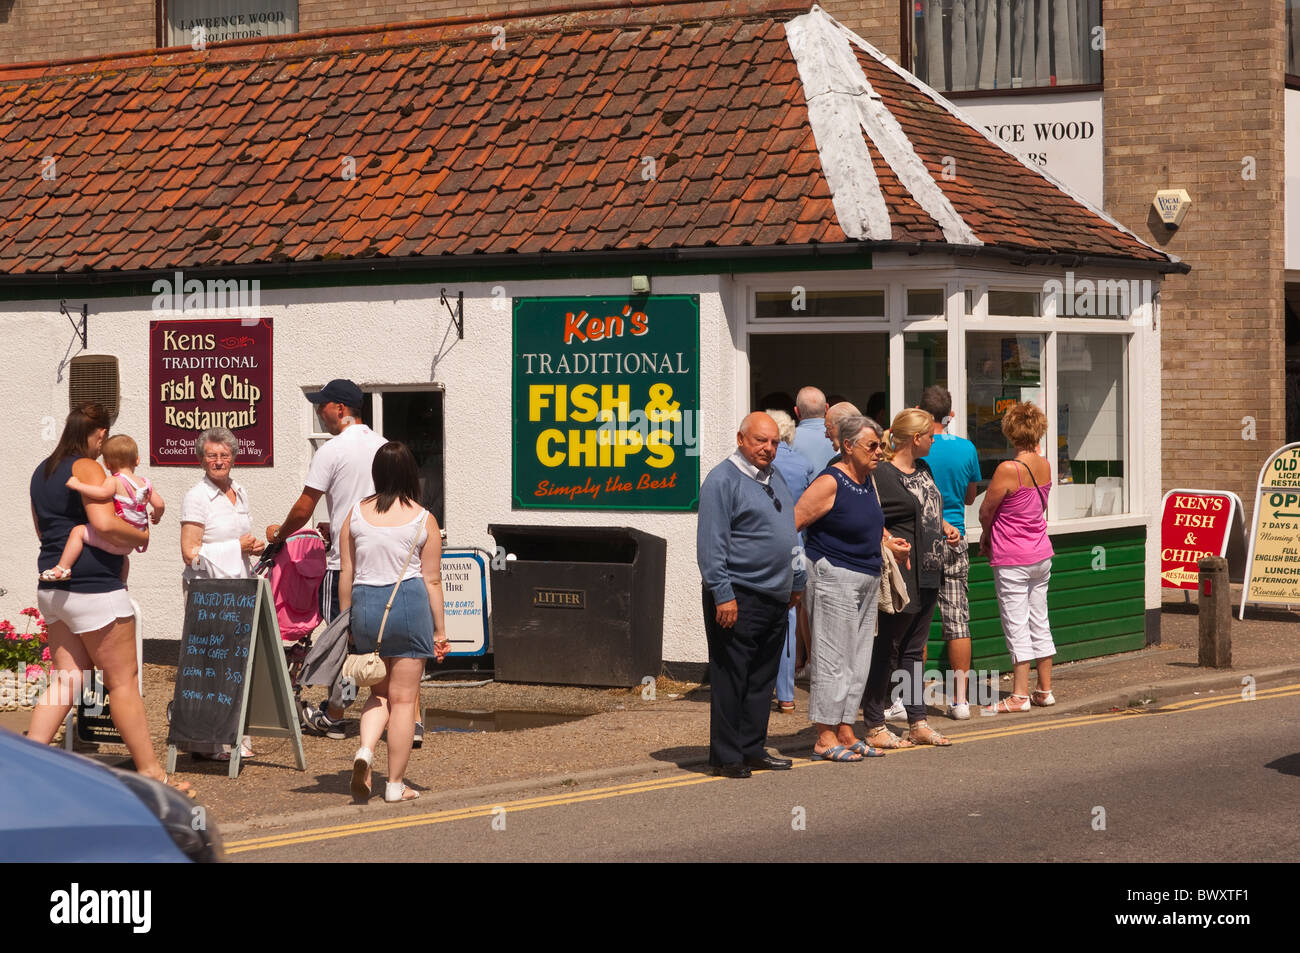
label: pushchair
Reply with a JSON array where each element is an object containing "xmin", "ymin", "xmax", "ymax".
[{"xmin": 253, "ymin": 529, "xmax": 327, "ymax": 706}]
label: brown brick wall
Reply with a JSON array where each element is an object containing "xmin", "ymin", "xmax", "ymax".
[
  {"xmin": 1104, "ymin": 0, "xmax": 1285, "ymax": 511},
  {"xmin": 0, "ymin": 0, "xmax": 154, "ymax": 64},
  {"xmin": 0, "ymin": 1, "xmax": 904, "ymax": 65}
]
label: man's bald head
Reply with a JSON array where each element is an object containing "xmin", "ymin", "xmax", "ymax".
[
  {"xmin": 825, "ymin": 401, "xmax": 861, "ymax": 449},
  {"xmin": 795, "ymin": 387, "xmax": 827, "ymax": 421},
  {"xmin": 737, "ymin": 412, "xmax": 780, "ymax": 469}
]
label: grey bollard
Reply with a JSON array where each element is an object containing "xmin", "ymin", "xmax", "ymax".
[{"xmin": 1197, "ymin": 556, "xmax": 1232, "ymax": 668}]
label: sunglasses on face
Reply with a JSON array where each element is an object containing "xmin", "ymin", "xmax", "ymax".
[{"xmin": 761, "ymin": 482, "xmax": 782, "ymax": 511}]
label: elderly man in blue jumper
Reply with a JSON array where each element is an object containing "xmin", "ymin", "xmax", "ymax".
[{"xmin": 697, "ymin": 411, "xmax": 807, "ymax": 778}]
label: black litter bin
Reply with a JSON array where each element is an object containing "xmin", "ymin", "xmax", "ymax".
[{"xmin": 487, "ymin": 524, "xmax": 666, "ymax": 687}]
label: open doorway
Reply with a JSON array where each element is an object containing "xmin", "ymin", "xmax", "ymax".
[{"xmin": 749, "ymin": 332, "xmax": 889, "ymax": 419}]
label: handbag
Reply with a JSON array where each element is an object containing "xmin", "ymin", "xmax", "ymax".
[
  {"xmin": 341, "ymin": 515, "xmax": 424, "ymax": 688},
  {"xmin": 872, "ymin": 474, "xmax": 911, "ymax": 614}
]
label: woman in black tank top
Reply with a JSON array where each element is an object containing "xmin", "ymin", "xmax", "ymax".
[{"xmin": 26, "ymin": 403, "xmax": 191, "ymax": 796}]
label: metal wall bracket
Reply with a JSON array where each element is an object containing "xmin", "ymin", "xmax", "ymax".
[
  {"xmin": 440, "ymin": 288, "xmax": 464, "ymax": 340},
  {"xmin": 61, "ymin": 300, "xmax": 88, "ymax": 348}
]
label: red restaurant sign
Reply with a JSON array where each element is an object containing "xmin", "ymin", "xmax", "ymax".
[
  {"xmin": 149, "ymin": 318, "xmax": 273, "ymax": 466},
  {"xmin": 1158, "ymin": 489, "xmax": 1237, "ymax": 589}
]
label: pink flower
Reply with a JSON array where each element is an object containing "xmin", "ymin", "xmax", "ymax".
[
  {"xmin": 41, "ymin": 647, "xmax": 51, "ymax": 662},
  {"xmin": 25, "ymin": 664, "xmax": 45, "ymax": 681},
  {"xmin": 19, "ymin": 607, "xmax": 42, "ymax": 620}
]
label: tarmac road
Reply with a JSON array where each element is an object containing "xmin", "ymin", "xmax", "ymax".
[{"xmin": 225, "ymin": 682, "xmax": 1300, "ymax": 863}]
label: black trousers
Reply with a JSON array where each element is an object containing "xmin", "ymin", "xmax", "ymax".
[
  {"xmin": 702, "ymin": 585, "xmax": 788, "ymax": 765},
  {"xmin": 862, "ymin": 587, "xmax": 940, "ymax": 725}
]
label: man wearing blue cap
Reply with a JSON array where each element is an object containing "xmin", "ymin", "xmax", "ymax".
[{"xmin": 269, "ymin": 379, "xmax": 387, "ymax": 739}]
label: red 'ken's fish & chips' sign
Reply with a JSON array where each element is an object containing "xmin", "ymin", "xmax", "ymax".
[{"xmin": 1159, "ymin": 489, "xmax": 1237, "ymax": 589}]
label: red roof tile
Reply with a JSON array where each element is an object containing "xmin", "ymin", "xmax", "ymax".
[{"xmin": 0, "ymin": 1, "xmax": 1172, "ymax": 279}]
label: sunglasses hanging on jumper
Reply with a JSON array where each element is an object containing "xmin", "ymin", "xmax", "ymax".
[{"xmin": 761, "ymin": 482, "xmax": 782, "ymax": 511}]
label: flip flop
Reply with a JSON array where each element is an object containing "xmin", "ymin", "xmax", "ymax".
[
  {"xmin": 849, "ymin": 740, "xmax": 885, "ymax": 758},
  {"xmin": 812, "ymin": 744, "xmax": 863, "ymax": 763}
]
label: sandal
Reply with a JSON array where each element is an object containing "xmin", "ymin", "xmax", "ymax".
[
  {"xmin": 985, "ymin": 694, "xmax": 1031, "ymax": 714},
  {"xmin": 351, "ymin": 746, "xmax": 373, "ymax": 802},
  {"xmin": 865, "ymin": 725, "xmax": 914, "ymax": 749},
  {"xmin": 907, "ymin": 720, "xmax": 951, "ymax": 746},
  {"xmin": 1031, "ymin": 689, "xmax": 1056, "ymax": 707},
  {"xmin": 384, "ymin": 781, "xmax": 420, "ymax": 802},
  {"xmin": 848, "ymin": 739, "xmax": 885, "ymax": 759},
  {"xmin": 812, "ymin": 744, "xmax": 863, "ymax": 763},
  {"xmin": 39, "ymin": 565, "xmax": 71, "ymax": 582},
  {"xmin": 776, "ymin": 700, "xmax": 796, "ymax": 714}
]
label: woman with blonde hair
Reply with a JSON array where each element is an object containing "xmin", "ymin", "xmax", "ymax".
[
  {"xmin": 979, "ymin": 402, "xmax": 1055, "ymax": 713},
  {"xmin": 861, "ymin": 408, "xmax": 962, "ymax": 748}
]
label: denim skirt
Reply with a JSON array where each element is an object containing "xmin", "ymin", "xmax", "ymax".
[{"xmin": 349, "ymin": 577, "xmax": 435, "ymax": 659}]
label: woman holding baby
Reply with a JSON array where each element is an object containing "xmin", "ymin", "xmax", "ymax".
[{"xmin": 27, "ymin": 402, "xmax": 191, "ymax": 794}]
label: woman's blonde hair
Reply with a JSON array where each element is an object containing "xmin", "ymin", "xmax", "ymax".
[
  {"xmin": 765, "ymin": 408, "xmax": 797, "ymax": 445},
  {"xmin": 882, "ymin": 407, "xmax": 934, "ymax": 461},
  {"xmin": 1002, "ymin": 401, "xmax": 1048, "ymax": 448}
]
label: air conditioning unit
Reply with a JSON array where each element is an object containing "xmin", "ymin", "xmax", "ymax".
[{"xmin": 68, "ymin": 354, "xmax": 121, "ymax": 425}]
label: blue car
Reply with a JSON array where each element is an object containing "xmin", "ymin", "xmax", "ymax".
[{"xmin": 0, "ymin": 728, "xmax": 222, "ymax": 862}]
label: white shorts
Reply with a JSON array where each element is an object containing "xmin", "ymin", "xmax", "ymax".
[{"xmin": 37, "ymin": 588, "xmax": 134, "ymax": 635}]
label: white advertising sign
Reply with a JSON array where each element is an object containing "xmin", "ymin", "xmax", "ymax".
[
  {"xmin": 955, "ymin": 91, "xmax": 1104, "ymax": 208},
  {"xmin": 441, "ymin": 550, "xmax": 489, "ymax": 656}
]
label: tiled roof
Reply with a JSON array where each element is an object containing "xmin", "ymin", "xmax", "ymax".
[{"xmin": 0, "ymin": 1, "xmax": 1173, "ymax": 278}]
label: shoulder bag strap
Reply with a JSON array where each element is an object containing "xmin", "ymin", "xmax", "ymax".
[
  {"xmin": 1016, "ymin": 459, "xmax": 1047, "ymax": 515},
  {"xmin": 373, "ymin": 511, "xmax": 424, "ymax": 651}
]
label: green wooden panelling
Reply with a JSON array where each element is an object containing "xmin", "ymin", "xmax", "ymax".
[{"xmin": 926, "ymin": 525, "xmax": 1147, "ymax": 672}]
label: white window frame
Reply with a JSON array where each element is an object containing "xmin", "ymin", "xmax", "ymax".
[{"xmin": 741, "ymin": 265, "xmax": 1153, "ymax": 540}]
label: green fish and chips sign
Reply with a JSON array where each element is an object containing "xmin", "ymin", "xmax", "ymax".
[{"xmin": 512, "ymin": 295, "xmax": 700, "ymax": 510}]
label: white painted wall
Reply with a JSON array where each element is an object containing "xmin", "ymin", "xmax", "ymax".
[
  {"xmin": 0, "ymin": 274, "xmax": 741, "ymax": 664},
  {"xmin": 1287, "ymin": 88, "xmax": 1300, "ymax": 271}
]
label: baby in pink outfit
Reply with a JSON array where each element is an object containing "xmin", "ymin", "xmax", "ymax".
[{"xmin": 41, "ymin": 433, "xmax": 165, "ymax": 584}]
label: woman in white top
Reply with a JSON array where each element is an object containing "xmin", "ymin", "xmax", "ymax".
[
  {"xmin": 179, "ymin": 427, "xmax": 264, "ymax": 761},
  {"xmin": 340, "ymin": 441, "xmax": 448, "ymax": 803}
]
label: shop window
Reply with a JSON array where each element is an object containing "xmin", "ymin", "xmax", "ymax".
[
  {"xmin": 903, "ymin": 332, "xmax": 947, "ymax": 407},
  {"xmin": 754, "ymin": 290, "xmax": 885, "ymax": 319},
  {"xmin": 987, "ymin": 289, "xmax": 1040, "ymax": 317},
  {"xmin": 908, "ymin": 0, "xmax": 1102, "ymax": 94},
  {"xmin": 1056, "ymin": 334, "xmax": 1125, "ymax": 519},
  {"xmin": 965, "ymin": 330, "xmax": 1043, "ymax": 469},
  {"xmin": 162, "ymin": 0, "xmax": 298, "ymax": 47},
  {"xmin": 749, "ymin": 332, "xmax": 888, "ymax": 417},
  {"xmin": 307, "ymin": 387, "xmax": 445, "ymax": 529},
  {"xmin": 906, "ymin": 288, "xmax": 945, "ymax": 316}
]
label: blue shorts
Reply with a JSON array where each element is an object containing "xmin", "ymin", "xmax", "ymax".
[{"xmin": 349, "ymin": 577, "xmax": 435, "ymax": 659}]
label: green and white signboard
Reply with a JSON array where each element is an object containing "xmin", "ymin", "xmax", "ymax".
[{"xmin": 513, "ymin": 295, "xmax": 700, "ymax": 511}]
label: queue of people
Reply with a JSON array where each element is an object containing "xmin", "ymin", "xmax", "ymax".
[
  {"xmin": 697, "ymin": 386, "xmax": 1057, "ymax": 776},
  {"xmin": 27, "ymin": 381, "xmax": 447, "ymax": 802}
]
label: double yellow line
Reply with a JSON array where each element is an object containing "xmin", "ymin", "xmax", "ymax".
[{"xmin": 224, "ymin": 681, "xmax": 1300, "ymax": 856}]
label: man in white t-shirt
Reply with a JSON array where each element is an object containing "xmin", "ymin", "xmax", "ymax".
[{"xmin": 269, "ymin": 379, "xmax": 387, "ymax": 739}]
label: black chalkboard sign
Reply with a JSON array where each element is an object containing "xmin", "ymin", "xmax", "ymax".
[{"xmin": 165, "ymin": 577, "xmax": 305, "ymax": 778}]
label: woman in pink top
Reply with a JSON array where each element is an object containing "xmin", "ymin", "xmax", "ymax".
[{"xmin": 978, "ymin": 402, "xmax": 1055, "ymax": 713}]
